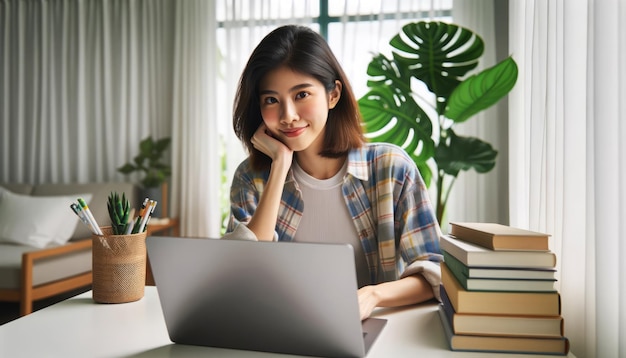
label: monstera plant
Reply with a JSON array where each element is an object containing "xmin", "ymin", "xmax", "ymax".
[{"xmin": 358, "ymin": 21, "xmax": 518, "ymax": 224}]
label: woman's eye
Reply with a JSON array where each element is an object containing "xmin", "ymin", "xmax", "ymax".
[
  {"xmin": 262, "ymin": 97, "xmax": 278, "ymax": 105},
  {"xmin": 295, "ymin": 92, "xmax": 309, "ymax": 100}
]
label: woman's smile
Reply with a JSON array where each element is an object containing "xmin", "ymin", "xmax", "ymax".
[{"xmin": 281, "ymin": 126, "xmax": 308, "ymax": 137}]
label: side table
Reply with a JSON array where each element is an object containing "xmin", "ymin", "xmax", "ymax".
[
  {"xmin": 145, "ymin": 217, "xmax": 180, "ymax": 285},
  {"xmin": 146, "ymin": 217, "xmax": 180, "ymax": 236}
]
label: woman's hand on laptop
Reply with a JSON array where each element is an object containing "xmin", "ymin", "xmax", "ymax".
[
  {"xmin": 357, "ymin": 285, "xmax": 379, "ymax": 320},
  {"xmin": 357, "ymin": 275, "xmax": 435, "ymax": 320}
]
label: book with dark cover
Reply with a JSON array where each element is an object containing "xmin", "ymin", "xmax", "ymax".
[
  {"xmin": 443, "ymin": 250, "xmax": 557, "ymax": 292},
  {"xmin": 442, "ymin": 249, "xmax": 556, "ymax": 280}
]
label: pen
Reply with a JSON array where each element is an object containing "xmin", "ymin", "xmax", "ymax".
[
  {"xmin": 76, "ymin": 201, "xmax": 100, "ymax": 235},
  {"xmin": 137, "ymin": 200, "xmax": 154, "ymax": 233},
  {"xmin": 77, "ymin": 198, "xmax": 103, "ymax": 235},
  {"xmin": 132, "ymin": 198, "xmax": 150, "ymax": 234},
  {"xmin": 140, "ymin": 200, "xmax": 157, "ymax": 232},
  {"xmin": 75, "ymin": 203, "xmax": 98, "ymax": 235},
  {"xmin": 70, "ymin": 203, "xmax": 97, "ymax": 234}
]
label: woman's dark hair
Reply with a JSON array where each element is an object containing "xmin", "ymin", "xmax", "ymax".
[{"xmin": 233, "ymin": 25, "xmax": 365, "ymax": 171}]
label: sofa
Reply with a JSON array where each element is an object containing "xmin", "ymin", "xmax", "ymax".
[{"xmin": 0, "ymin": 182, "xmax": 137, "ymax": 316}]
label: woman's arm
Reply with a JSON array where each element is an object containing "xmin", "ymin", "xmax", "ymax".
[
  {"xmin": 244, "ymin": 124, "xmax": 293, "ymax": 241},
  {"xmin": 355, "ymin": 145, "xmax": 441, "ymax": 320},
  {"xmin": 357, "ymin": 274, "xmax": 434, "ymax": 320}
]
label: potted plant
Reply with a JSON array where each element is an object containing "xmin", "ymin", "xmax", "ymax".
[
  {"xmin": 107, "ymin": 191, "xmax": 132, "ymax": 235},
  {"xmin": 118, "ymin": 136, "xmax": 171, "ymax": 218},
  {"xmin": 358, "ymin": 21, "xmax": 518, "ymax": 225}
]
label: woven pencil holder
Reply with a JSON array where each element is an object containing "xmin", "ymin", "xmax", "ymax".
[{"xmin": 92, "ymin": 226, "xmax": 147, "ymax": 304}]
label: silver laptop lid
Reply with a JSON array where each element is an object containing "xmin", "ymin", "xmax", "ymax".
[{"xmin": 146, "ymin": 236, "xmax": 385, "ymax": 358}]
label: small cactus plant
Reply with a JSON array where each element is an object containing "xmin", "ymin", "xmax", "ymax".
[{"xmin": 107, "ymin": 192, "xmax": 131, "ymax": 235}]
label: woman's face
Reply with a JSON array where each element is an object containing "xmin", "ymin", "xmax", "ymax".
[{"xmin": 258, "ymin": 66, "xmax": 341, "ymax": 153}]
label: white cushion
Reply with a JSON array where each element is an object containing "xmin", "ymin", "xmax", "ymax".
[{"xmin": 0, "ymin": 188, "xmax": 93, "ymax": 248}]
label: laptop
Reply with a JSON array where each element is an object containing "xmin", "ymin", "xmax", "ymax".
[{"xmin": 146, "ymin": 236, "xmax": 387, "ymax": 358}]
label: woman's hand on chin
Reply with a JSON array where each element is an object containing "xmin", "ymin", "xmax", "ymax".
[{"xmin": 251, "ymin": 123, "xmax": 293, "ymax": 170}]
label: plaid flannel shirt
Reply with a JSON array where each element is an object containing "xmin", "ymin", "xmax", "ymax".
[{"xmin": 227, "ymin": 142, "xmax": 442, "ymax": 290}]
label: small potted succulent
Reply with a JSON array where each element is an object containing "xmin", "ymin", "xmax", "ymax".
[{"xmin": 107, "ymin": 192, "xmax": 132, "ymax": 235}]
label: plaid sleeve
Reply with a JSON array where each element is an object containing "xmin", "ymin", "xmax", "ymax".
[
  {"xmin": 396, "ymin": 162, "xmax": 443, "ymax": 265},
  {"xmin": 226, "ymin": 160, "xmax": 262, "ymax": 233}
]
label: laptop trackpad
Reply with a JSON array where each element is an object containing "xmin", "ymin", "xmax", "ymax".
[{"xmin": 362, "ymin": 318, "xmax": 387, "ymax": 354}]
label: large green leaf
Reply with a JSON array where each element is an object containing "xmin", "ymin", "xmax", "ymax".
[
  {"xmin": 435, "ymin": 130, "xmax": 498, "ymax": 177},
  {"xmin": 364, "ymin": 53, "xmax": 412, "ymax": 93},
  {"xmin": 359, "ymin": 84, "xmax": 435, "ymax": 165},
  {"xmin": 445, "ymin": 56, "xmax": 519, "ymax": 123},
  {"xmin": 390, "ymin": 21, "xmax": 484, "ymax": 110}
]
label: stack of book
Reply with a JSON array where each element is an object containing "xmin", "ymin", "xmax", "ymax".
[{"xmin": 438, "ymin": 222, "xmax": 570, "ymax": 356}]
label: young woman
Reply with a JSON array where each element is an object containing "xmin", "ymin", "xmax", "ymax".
[{"xmin": 226, "ymin": 25, "xmax": 442, "ymax": 320}]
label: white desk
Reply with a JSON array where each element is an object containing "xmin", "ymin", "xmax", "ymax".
[{"xmin": 0, "ymin": 287, "xmax": 574, "ymax": 358}]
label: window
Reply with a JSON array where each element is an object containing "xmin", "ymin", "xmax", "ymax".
[{"xmin": 216, "ymin": 0, "xmax": 452, "ymax": 97}]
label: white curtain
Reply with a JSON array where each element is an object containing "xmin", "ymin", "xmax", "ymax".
[
  {"xmin": 0, "ymin": 0, "xmax": 175, "ymax": 183},
  {"xmin": 170, "ymin": 0, "xmax": 219, "ymax": 237},
  {"xmin": 509, "ymin": 1, "xmax": 626, "ymax": 357},
  {"xmin": 448, "ymin": 0, "xmax": 509, "ymax": 232}
]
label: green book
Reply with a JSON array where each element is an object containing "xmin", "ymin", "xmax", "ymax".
[
  {"xmin": 442, "ymin": 250, "xmax": 556, "ymax": 280},
  {"xmin": 442, "ymin": 250, "xmax": 557, "ymax": 292}
]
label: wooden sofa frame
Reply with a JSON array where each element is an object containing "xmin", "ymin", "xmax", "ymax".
[{"xmin": 0, "ymin": 239, "xmax": 93, "ymax": 316}]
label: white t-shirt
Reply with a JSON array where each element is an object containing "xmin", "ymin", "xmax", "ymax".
[{"xmin": 292, "ymin": 160, "xmax": 371, "ymax": 288}]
